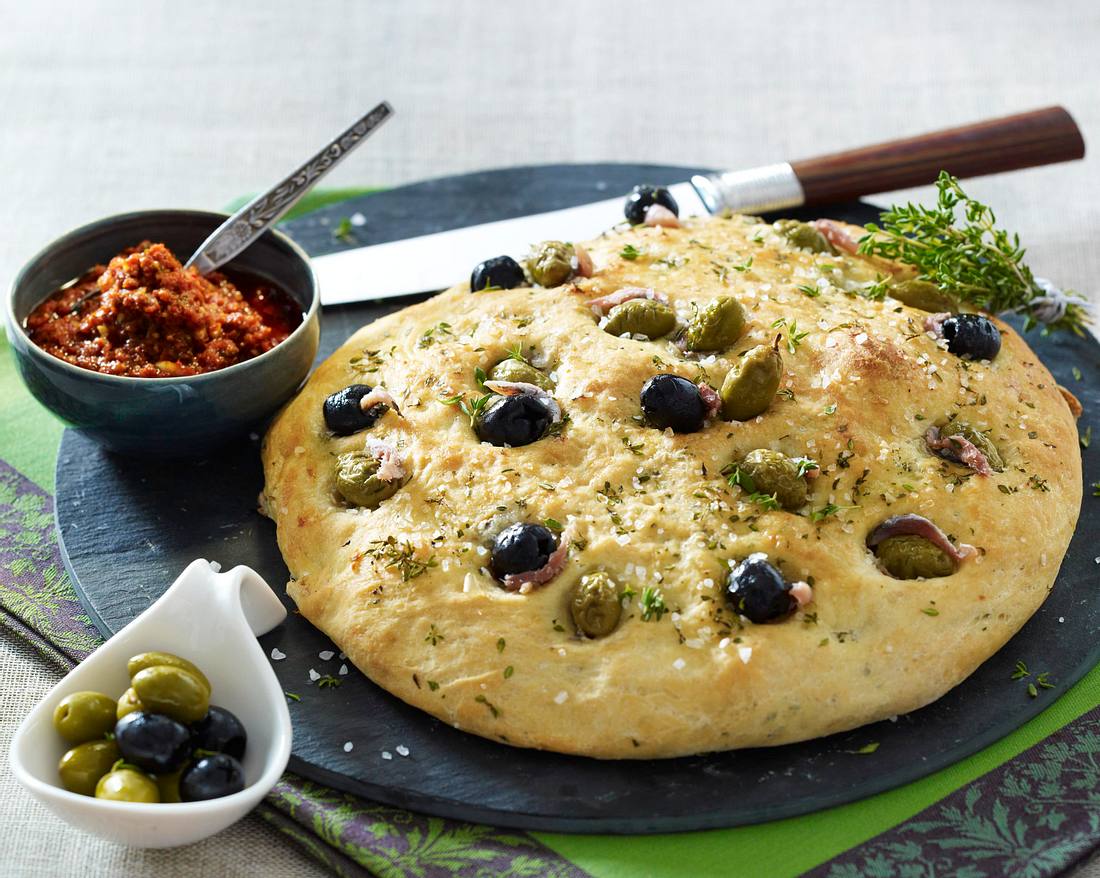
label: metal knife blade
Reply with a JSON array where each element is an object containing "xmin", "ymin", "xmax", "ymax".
[
  {"xmin": 308, "ymin": 106, "xmax": 1087, "ymax": 304},
  {"xmin": 312, "ymin": 181, "xmax": 710, "ymax": 305}
]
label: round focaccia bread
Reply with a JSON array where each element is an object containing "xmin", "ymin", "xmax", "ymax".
[{"xmin": 261, "ymin": 213, "xmax": 1081, "ymax": 759}]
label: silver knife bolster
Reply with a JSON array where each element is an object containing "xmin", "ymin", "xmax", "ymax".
[{"xmin": 690, "ymin": 163, "xmax": 805, "ymax": 215}]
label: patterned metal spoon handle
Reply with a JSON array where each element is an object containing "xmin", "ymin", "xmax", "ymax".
[{"xmin": 185, "ymin": 101, "xmax": 394, "ymax": 274}]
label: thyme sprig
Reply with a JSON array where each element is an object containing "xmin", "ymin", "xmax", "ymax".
[{"xmin": 858, "ymin": 172, "xmax": 1089, "ymax": 335}]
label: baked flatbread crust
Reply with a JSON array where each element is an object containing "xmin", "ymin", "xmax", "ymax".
[{"xmin": 262, "ymin": 215, "xmax": 1081, "ymax": 758}]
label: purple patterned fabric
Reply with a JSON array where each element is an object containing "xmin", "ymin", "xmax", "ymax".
[
  {"xmin": 0, "ymin": 458, "xmax": 589, "ymax": 878},
  {"xmin": 804, "ymin": 706, "xmax": 1100, "ymax": 878}
]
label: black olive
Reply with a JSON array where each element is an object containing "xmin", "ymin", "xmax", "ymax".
[
  {"xmin": 323, "ymin": 384, "xmax": 387, "ymax": 436},
  {"xmin": 475, "ymin": 394, "xmax": 552, "ymax": 447},
  {"xmin": 941, "ymin": 314, "xmax": 1001, "ymax": 361},
  {"xmin": 725, "ymin": 556, "xmax": 795, "ymax": 623},
  {"xmin": 470, "ymin": 255, "xmax": 525, "ymax": 291},
  {"xmin": 180, "ymin": 753, "xmax": 246, "ymax": 802},
  {"xmin": 114, "ymin": 712, "xmax": 192, "ymax": 774},
  {"xmin": 190, "ymin": 706, "xmax": 247, "ymax": 760},
  {"xmin": 640, "ymin": 374, "xmax": 706, "ymax": 433},
  {"xmin": 623, "ymin": 185, "xmax": 679, "ymax": 225},
  {"xmin": 491, "ymin": 523, "xmax": 558, "ymax": 579}
]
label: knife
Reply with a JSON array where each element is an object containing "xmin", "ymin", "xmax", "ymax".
[{"xmin": 312, "ymin": 106, "xmax": 1084, "ymax": 305}]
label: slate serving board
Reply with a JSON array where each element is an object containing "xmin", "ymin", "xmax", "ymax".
[{"xmin": 56, "ymin": 164, "xmax": 1100, "ymax": 834}]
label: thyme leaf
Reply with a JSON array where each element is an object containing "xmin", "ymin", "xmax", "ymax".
[{"xmin": 858, "ymin": 172, "xmax": 1089, "ymax": 335}]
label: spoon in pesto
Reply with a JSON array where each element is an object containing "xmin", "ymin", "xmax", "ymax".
[{"xmin": 185, "ymin": 101, "xmax": 394, "ymax": 275}]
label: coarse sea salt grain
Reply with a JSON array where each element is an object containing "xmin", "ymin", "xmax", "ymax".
[
  {"xmin": 396, "ymin": 745, "xmax": 410, "ymax": 757},
  {"xmin": 319, "ymin": 650, "xmax": 335, "ymax": 661},
  {"xmin": 343, "ymin": 741, "xmax": 354, "ymax": 752},
  {"xmin": 738, "ymin": 646, "xmax": 753, "ymax": 664},
  {"xmin": 381, "ymin": 751, "xmax": 393, "ymax": 760},
  {"xmin": 554, "ymin": 691, "xmax": 569, "ymax": 705},
  {"xmin": 673, "ymin": 658, "xmax": 686, "ymax": 670},
  {"xmin": 338, "ymin": 664, "xmax": 349, "ymax": 676},
  {"xmin": 308, "ymin": 669, "xmax": 320, "ymax": 682},
  {"xmin": 270, "ymin": 648, "xmax": 286, "ymax": 661},
  {"xmin": 718, "ymin": 637, "xmax": 730, "ymax": 649}
]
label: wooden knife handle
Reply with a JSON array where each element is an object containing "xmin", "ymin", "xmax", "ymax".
[{"xmin": 791, "ymin": 106, "xmax": 1085, "ymax": 205}]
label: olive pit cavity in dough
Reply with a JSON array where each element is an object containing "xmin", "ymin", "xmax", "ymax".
[
  {"xmin": 889, "ymin": 279, "xmax": 959, "ymax": 313},
  {"xmin": 640, "ymin": 373, "xmax": 706, "ymax": 433},
  {"xmin": 490, "ymin": 523, "xmax": 558, "ymax": 581},
  {"xmin": 323, "ymin": 384, "xmax": 388, "ymax": 436},
  {"xmin": 475, "ymin": 393, "xmax": 553, "ymax": 447},
  {"xmin": 725, "ymin": 555, "xmax": 798, "ymax": 623},
  {"xmin": 488, "ymin": 357, "xmax": 554, "ymax": 390},
  {"xmin": 720, "ymin": 343, "xmax": 782, "ymax": 421},
  {"xmin": 941, "ymin": 314, "xmax": 1001, "ymax": 361},
  {"xmin": 470, "ymin": 255, "xmax": 525, "ymax": 291},
  {"xmin": 930, "ymin": 420, "xmax": 1004, "ymax": 472},
  {"xmin": 335, "ymin": 451, "xmax": 405, "ymax": 508},
  {"xmin": 774, "ymin": 219, "xmax": 836, "ymax": 254},
  {"xmin": 735, "ymin": 449, "xmax": 809, "ymax": 510},
  {"xmin": 624, "ymin": 185, "xmax": 679, "ymax": 225},
  {"xmin": 873, "ymin": 535, "xmax": 956, "ymax": 579},
  {"xmin": 526, "ymin": 240, "xmax": 575, "ymax": 287},
  {"xmin": 602, "ymin": 297, "xmax": 677, "ymax": 340},
  {"xmin": 681, "ymin": 296, "xmax": 746, "ymax": 351},
  {"xmin": 570, "ymin": 572, "xmax": 623, "ymax": 638}
]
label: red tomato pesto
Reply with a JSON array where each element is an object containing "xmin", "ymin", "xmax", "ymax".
[{"xmin": 25, "ymin": 242, "xmax": 302, "ymax": 378}]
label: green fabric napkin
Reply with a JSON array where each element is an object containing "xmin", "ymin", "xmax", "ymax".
[{"xmin": 2, "ymin": 188, "xmax": 1099, "ymax": 877}]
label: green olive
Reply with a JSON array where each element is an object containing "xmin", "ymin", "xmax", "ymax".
[
  {"xmin": 720, "ymin": 344, "xmax": 782, "ymax": 421},
  {"xmin": 335, "ymin": 451, "xmax": 405, "ymax": 509},
  {"xmin": 570, "ymin": 572, "xmax": 623, "ymax": 638},
  {"xmin": 681, "ymin": 297, "xmax": 746, "ymax": 351},
  {"xmin": 489, "ymin": 357, "xmax": 554, "ymax": 390},
  {"xmin": 774, "ymin": 219, "xmax": 836, "ymax": 254},
  {"xmin": 58, "ymin": 740, "xmax": 120, "ymax": 796},
  {"xmin": 602, "ymin": 298, "xmax": 676, "ymax": 340},
  {"xmin": 526, "ymin": 240, "xmax": 575, "ymax": 287},
  {"xmin": 117, "ymin": 687, "xmax": 144, "ymax": 720},
  {"xmin": 875, "ymin": 535, "xmax": 956, "ymax": 579},
  {"xmin": 156, "ymin": 767, "xmax": 186, "ymax": 803},
  {"xmin": 132, "ymin": 665, "xmax": 210, "ymax": 724},
  {"xmin": 889, "ymin": 279, "xmax": 960, "ymax": 313},
  {"xmin": 52, "ymin": 691, "xmax": 117, "ymax": 744},
  {"xmin": 736, "ymin": 449, "xmax": 809, "ymax": 510},
  {"xmin": 95, "ymin": 767, "xmax": 159, "ymax": 803},
  {"xmin": 938, "ymin": 421, "xmax": 1004, "ymax": 472},
  {"xmin": 127, "ymin": 652, "xmax": 210, "ymax": 694}
]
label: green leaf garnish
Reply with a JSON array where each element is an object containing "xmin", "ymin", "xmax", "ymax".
[
  {"xmin": 639, "ymin": 587, "xmax": 668, "ymax": 622},
  {"xmin": 620, "ymin": 244, "xmax": 642, "ymax": 261},
  {"xmin": 785, "ymin": 320, "xmax": 809, "ymax": 353},
  {"xmin": 333, "ymin": 217, "xmax": 355, "ymax": 243},
  {"xmin": 858, "ymin": 172, "xmax": 1089, "ymax": 335},
  {"xmin": 810, "ymin": 503, "xmax": 857, "ymax": 522}
]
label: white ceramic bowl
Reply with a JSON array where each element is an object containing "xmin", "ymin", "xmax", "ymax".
[{"xmin": 9, "ymin": 559, "xmax": 292, "ymax": 848}]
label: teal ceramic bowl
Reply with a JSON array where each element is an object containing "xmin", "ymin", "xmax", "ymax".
[{"xmin": 4, "ymin": 210, "xmax": 320, "ymax": 457}]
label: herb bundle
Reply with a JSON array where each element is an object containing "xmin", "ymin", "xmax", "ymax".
[{"xmin": 858, "ymin": 171, "xmax": 1089, "ymax": 335}]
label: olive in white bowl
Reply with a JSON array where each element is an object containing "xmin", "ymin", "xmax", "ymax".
[{"xmin": 8, "ymin": 559, "xmax": 291, "ymax": 848}]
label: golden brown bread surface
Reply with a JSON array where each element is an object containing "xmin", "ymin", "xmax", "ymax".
[{"xmin": 261, "ymin": 214, "xmax": 1081, "ymax": 758}]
